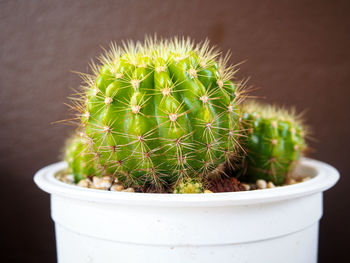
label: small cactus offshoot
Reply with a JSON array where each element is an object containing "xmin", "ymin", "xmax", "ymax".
[
  {"xmin": 241, "ymin": 102, "xmax": 307, "ymax": 185},
  {"xmin": 173, "ymin": 178, "xmax": 204, "ymax": 194},
  {"xmin": 64, "ymin": 133, "xmax": 98, "ymax": 183}
]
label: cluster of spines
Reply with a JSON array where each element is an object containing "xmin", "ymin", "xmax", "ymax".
[
  {"xmin": 67, "ymin": 37, "xmax": 247, "ymax": 192},
  {"xmin": 241, "ymin": 102, "xmax": 307, "ymax": 185}
]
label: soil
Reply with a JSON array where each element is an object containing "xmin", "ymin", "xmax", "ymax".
[{"xmin": 207, "ymin": 176, "xmax": 246, "ymax": 192}]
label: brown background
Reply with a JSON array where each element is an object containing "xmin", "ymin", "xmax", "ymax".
[{"xmin": 1, "ymin": 0, "xmax": 349, "ymax": 262}]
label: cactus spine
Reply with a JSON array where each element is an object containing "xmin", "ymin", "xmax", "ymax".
[
  {"xmin": 74, "ymin": 37, "xmax": 243, "ymax": 191},
  {"xmin": 241, "ymin": 102, "xmax": 307, "ymax": 185}
]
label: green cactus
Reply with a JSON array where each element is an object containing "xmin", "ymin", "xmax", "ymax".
[
  {"xmin": 64, "ymin": 133, "xmax": 98, "ymax": 183},
  {"xmin": 241, "ymin": 102, "xmax": 307, "ymax": 185},
  {"xmin": 75, "ymin": 37, "xmax": 243, "ymax": 191},
  {"xmin": 174, "ymin": 178, "xmax": 204, "ymax": 194}
]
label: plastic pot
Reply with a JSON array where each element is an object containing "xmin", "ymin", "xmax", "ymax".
[{"xmin": 34, "ymin": 157, "xmax": 339, "ymax": 263}]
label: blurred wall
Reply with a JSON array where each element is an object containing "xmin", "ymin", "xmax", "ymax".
[{"xmin": 1, "ymin": 0, "xmax": 349, "ymax": 262}]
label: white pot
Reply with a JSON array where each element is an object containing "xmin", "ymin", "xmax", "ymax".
[{"xmin": 34, "ymin": 158, "xmax": 339, "ymax": 263}]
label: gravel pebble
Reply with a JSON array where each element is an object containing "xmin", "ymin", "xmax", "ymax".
[
  {"xmin": 77, "ymin": 179, "xmax": 91, "ymax": 188},
  {"xmin": 285, "ymin": 178, "xmax": 297, "ymax": 185},
  {"xmin": 256, "ymin": 179, "xmax": 267, "ymax": 189},
  {"xmin": 64, "ymin": 174, "xmax": 75, "ymax": 184},
  {"xmin": 241, "ymin": 183, "xmax": 251, "ymax": 191},
  {"xmin": 110, "ymin": 184, "xmax": 124, "ymax": 192},
  {"xmin": 267, "ymin": 181, "xmax": 276, "ymax": 188},
  {"xmin": 123, "ymin": 187, "xmax": 135, "ymax": 192},
  {"xmin": 302, "ymin": 176, "xmax": 311, "ymax": 182},
  {"xmin": 92, "ymin": 176, "xmax": 113, "ymax": 190}
]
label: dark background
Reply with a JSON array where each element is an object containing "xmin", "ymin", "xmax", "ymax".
[{"xmin": 1, "ymin": 0, "xmax": 349, "ymax": 262}]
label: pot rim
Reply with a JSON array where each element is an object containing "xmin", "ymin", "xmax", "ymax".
[{"xmin": 34, "ymin": 157, "xmax": 339, "ymax": 207}]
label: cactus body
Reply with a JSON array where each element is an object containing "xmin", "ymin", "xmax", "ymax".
[
  {"xmin": 79, "ymin": 37, "xmax": 242, "ymax": 191},
  {"xmin": 64, "ymin": 134, "xmax": 97, "ymax": 183},
  {"xmin": 241, "ymin": 102, "xmax": 306, "ymax": 185}
]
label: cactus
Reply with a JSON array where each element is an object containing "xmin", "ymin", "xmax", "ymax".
[
  {"xmin": 64, "ymin": 133, "xmax": 99, "ymax": 183},
  {"xmin": 241, "ymin": 102, "xmax": 307, "ymax": 185},
  {"xmin": 173, "ymin": 178, "xmax": 204, "ymax": 194},
  {"xmin": 74, "ymin": 37, "xmax": 244, "ymax": 191}
]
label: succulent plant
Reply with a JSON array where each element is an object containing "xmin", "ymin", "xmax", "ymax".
[
  {"xmin": 173, "ymin": 178, "xmax": 204, "ymax": 194},
  {"xmin": 72, "ymin": 37, "xmax": 245, "ymax": 191},
  {"xmin": 64, "ymin": 133, "xmax": 98, "ymax": 183},
  {"xmin": 241, "ymin": 102, "xmax": 307, "ymax": 185}
]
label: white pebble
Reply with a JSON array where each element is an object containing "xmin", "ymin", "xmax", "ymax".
[
  {"xmin": 92, "ymin": 176, "xmax": 112, "ymax": 190},
  {"xmin": 77, "ymin": 179, "xmax": 90, "ymax": 188},
  {"xmin": 101, "ymin": 176, "xmax": 113, "ymax": 187},
  {"xmin": 61, "ymin": 174, "xmax": 74, "ymax": 184},
  {"xmin": 123, "ymin": 187, "xmax": 135, "ymax": 192},
  {"xmin": 55, "ymin": 173, "xmax": 63, "ymax": 181},
  {"xmin": 302, "ymin": 176, "xmax": 311, "ymax": 182},
  {"xmin": 267, "ymin": 181, "xmax": 276, "ymax": 188},
  {"xmin": 241, "ymin": 183, "xmax": 251, "ymax": 191},
  {"xmin": 286, "ymin": 178, "xmax": 297, "ymax": 185},
  {"xmin": 66, "ymin": 174, "xmax": 74, "ymax": 183},
  {"xmin": 256, "ymin": 179, "xmax": 267, "ymax": 189},
  {"xmin": 110, "ymin": 184, "xmax": 124, "ymax": 192}
]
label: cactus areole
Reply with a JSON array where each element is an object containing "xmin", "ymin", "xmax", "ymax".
[{"xmin": 75, "ymin": 37, "xmax": 244, "ymax": 191}]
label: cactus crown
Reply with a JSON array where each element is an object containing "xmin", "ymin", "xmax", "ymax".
[
  {"xmin": 70, "ymin": 36, "xmax": 244, "ymax": 192},
  {"xmin": 242, "ymin": 102, "xmax": 305, "ymax": 127}
]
